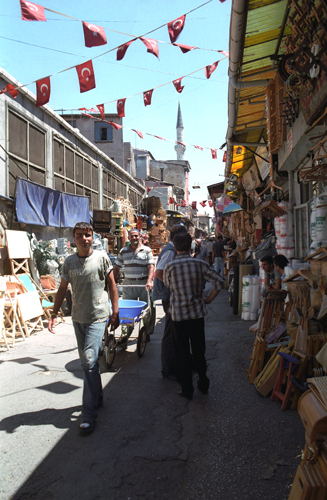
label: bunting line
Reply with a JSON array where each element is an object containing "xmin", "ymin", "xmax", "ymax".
[{"xmin": 76, "ymin": 111, "xmax": 218, "ymax": 159}]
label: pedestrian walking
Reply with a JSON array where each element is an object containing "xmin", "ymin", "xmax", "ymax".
[
  {"xmin": 163, "ymin": 232, "xmax": 223, "ymax": 400},
  {"xmin": 213, "ymin": 235, "xmax": 225, "ymax": 279},
  {"xmin": 48, "ymin": 222, "xmax": 119, "ymax": 435},
  {"xmin": 152, "ymin": 224, "xmax": 188, "ymax": 380},
  {"xmin": 113, "ymin": 229, "xmax": 155, "ymax": 343}
]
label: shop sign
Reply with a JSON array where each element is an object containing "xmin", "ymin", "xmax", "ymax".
[
  {"xmin": 301, "ymin": 67, "xmax": 327, "ymax": 125},
  {"xmin": 255, "ymin": 145, "xmax": 270, "ymax": 181},
  {"xmin": 241, "ymin": 164, "xmax": 260, "ymax": 193}
]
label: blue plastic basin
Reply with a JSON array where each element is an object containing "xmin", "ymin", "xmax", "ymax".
[{"xmin": 117, "ymin": 299, "xmax": 147, "ymax": 324}]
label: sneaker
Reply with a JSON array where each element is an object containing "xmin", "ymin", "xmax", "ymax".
[{"xmin": 79, "ymin": 420, "xmax": 96, "ymax": 435}]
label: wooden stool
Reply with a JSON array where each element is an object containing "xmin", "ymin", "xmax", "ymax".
[{"xmin": 271, "ymin": 352, "xmax": 301, "ymax": 410}]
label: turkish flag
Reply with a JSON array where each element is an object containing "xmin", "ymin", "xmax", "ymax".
[
  {"xmin": 200, "ymin": 202, "xmax": 206, "ymax": 208},
  {"xmin": 218, "ymin": 50, "xmax": 229, "ymax": 57},
  {"xmin": 147, "ymin": 187, "xmax": 151, "ymax": 193},
  {"xmin": 169, "ymin": 197, "xmax": 175, "ymax": 204},
  {"xmin": 106, "ymin": 121, "xmax": 123, "ymax": 130},
  {"xmin": 167, "ymin": 15, "xmax": 186, "ymax": 43},
  {"xmin": 82, "ymin": 22, "xmax": 107, "ymax": 48},
  {"xmin": 97, "ymin": 104, "xmax": 105, "ymax": 120},
  {"xmin": 208, "ymin": 200, "xmax": 213, "ymax": 207},
  {"xmin": 173, "ymin": 78, "xmax": 184, "ymax": 93},
  {"xmin": 36, "ymin": 77, "xmax": 50, "ymax": 106},
  {"xmin": 223, "ymin": 150, "xmax": 227, "ymax": 162},
  {"xmin": 154, "ymin": 135, "xmax": 165, "ymax": 140},
  {"xmin": 211, "ymin": 149, "xmax": 217, "ymax": 159},
  {"xmin": 194, "ymin": 145, "xmax": 203, "ymax": 151},
  {"xmin": 79, "ymin": 107, "xmax": 97, "ymax": 112},
  {"xmin": 177, "ymin": 141, "xmax": 185, "ymax": 147},
  {"xmin": 132, "ymin": 129, "xmax": 143, "ymax": 139},
  {"xmin": 117, "ymin": 98, "xmax": 126, "ymax": 118},
  {"xmin": 181, "ymin": 199, "xmax": 186, "ymax": 207},
  {"xmin": 191, "ymin": 201, "xmax": 197, "ymax": 209},
  {"xmin": 140, "ymin": 38, "xmax": 159, "ymax": 58},
  {"xmin": 205, "ymin": 61, "xmax": 219, "ymax": 79},
  {"xmin": 0, "ymin": 84, "xmax": 18, "ymax": 98},
  {"xmin": 173, "ymin": 43, "xmax": 195, "ymax": 53},
  {"xmin": 117, "ymin": 40, "xmax": 134, "ymax": 61},
  {"xmin": 143, "ymin": 89, "xmax": 153, "ymax": 106},
  {"xmin": 201, "ymin": 200, "xmax": 207, "ymax": 206},
  {"xmin": 82, "ymin": 113, "xmax": 95, "ymax": 119},
  {"xmin": 76, "ymin": 60, "xmax": 95, "ymax": 93},
  {"xmin": 20, "ymin": 0, "xmax": 46, "ymax": 21},
  {"xmin": 175, "ymin": 204, "xmax": 180, "ymax": 207}
]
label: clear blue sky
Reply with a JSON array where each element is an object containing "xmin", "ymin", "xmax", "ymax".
[{"xmin": 1, "ymin": 0, "xmax": 231, "ymax": 213}]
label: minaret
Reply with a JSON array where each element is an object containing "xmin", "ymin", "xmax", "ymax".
[{"xmin": 175, "ymin": 101, "xmax": 186, "ymax": 160}]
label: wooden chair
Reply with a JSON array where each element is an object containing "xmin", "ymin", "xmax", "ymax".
[
  {"xmin": 18, "ymin": 274, "xmax": 64, "ymax": 322},
  {"xmin": 0, "ymin": 296, "xmax": 10, "ymax": 351},
  {"xmin": 3, "ymin": 288, "xmax": 25, "ymax": 345},
  {"xmin": 271, "ymin": 323, "xmax": 308, "ymax": 410}
]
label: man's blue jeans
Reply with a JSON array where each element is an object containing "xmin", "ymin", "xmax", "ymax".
[
  {"xmin": 214, "ymin": 257, "xmax": 225, "ymax": 279},
  {"xmin": 73, "ymin": 321, "xmax": 107, "ymax": 421}
]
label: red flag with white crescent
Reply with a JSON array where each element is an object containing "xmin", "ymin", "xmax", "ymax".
[
  {"xmin": 218, "ymin": 50, "xmax": 229, "ymax": 57},
  {"xmin": 143, "ymin": 89, "xmax": 153, "ymax": 106},
  {"xmin": 79, "ymin": 107, "xmax": 97, "ymax": 113},
  {"xmin": 20, "ymin": 0, "xmax": 46, "ymax": 21},
  {"xmin": 177, "ymin": 141, "xmax": 185, "ymax": 147},
  {"xmin": 36, "ymin": 76, "xmax": 50, "ymax": 106},
  {"xmin": 0, "ymin": 84, "xmax": 18, "ymax": 98},
  {"xmin": 76, "ymin": 60, "xmax": 96, "ymax": 93},
  {"xmin": 181, "ymin": 199, "xmax": 186, "ymax": 207},
  {"xmin": 117, "ymin": 40, "xmax": 134, "ymax": 61},
  {"xmin": 169, "ymin": 197, "xmax": 175, "ymax": 204},
  {"xmin": 154, "ymin": 135, "xmax": 165, "ymax": 140},
  {"xmin": 173, "ymin": 43, "xmax": 196, "ymax": 53},
  {"xmin": 117, "ymin": 98, "xmax": 126, "ymax": 118},
  {"xmin": 194, "ymin": 145, "xmax": 203, "ymax": 151},
  {"xmin": 191, "ymin": 201, "xmax": 197, "ymax": 209},
  {"xmin": 223, "ymin": 150, "xmax": 227, "ymax": 162},
  {"xmin": 205, "ymin": 61, "xmax": 219, "ymax": 79},
  {"xmin": 132, "ymin": 129, "xmax": 143, "ymax": 139},
  {"xmin": 82, "ymin": 22, "xmax": 107, "ymax": 48},
  {"xmin": 211, "ymin": 148, "xmax": 217, "ymax": 159},
  {"xmin": 200, "ymin": 202, "xmax": 206, "ymax": 207},
  {"xmin": 208, "ymin": 200, "xmax": 213, "ymax": 207},
  {"xmin": 140, "ymin": 38, "xmax": 159, "ymax": 59},
  {"xmin": 173, "ymin": 77, "xmax": 184, "ymax": 94},
  {"xmin": 106, "ymin": 121, "xmax": 123, "ymax": 130},
  {"xmin": 82, "ymin": 113, "xmax": 95, "ymax": 119},
  {"xmin": 167, "ymin": 15, "xmax": 186, "ymax": 43},
  {"xmin": 201, "ymin": 200, "xmax": 207, "ymax": 206},
  {"xmin": 97, "ymin": 104, "xmax": 105, "ymax": 120}
]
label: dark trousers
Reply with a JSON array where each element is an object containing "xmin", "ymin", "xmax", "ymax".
[
  {"xmin": 172, "ymin": 317, "xmax": 208, "ymax": 397},
  {"xmin": 161, "ymin": 300, "xmax": 178, "ymax": 376}
]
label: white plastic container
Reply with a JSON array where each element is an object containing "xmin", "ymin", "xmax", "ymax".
[{"xmin": 315, "ymin": 206, "xmax": 327, "ymax": 241}]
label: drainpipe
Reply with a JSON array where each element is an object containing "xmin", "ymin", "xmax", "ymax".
[{"xmin": 226, "ymin": 0, "xmax": 271, "ymax": 178}]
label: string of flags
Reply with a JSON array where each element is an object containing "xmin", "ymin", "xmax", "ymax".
[
  {"xmin": 3, "ymin": 1, "xmax": 229, "ymax": 111},
  {"xmin": 75, "ymin": 110, "xmax": 219, "ymax": 159}
]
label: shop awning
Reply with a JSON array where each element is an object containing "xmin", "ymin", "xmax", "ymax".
[
  {"xmin": 15, "ymin": 177, "xmax": 90, "ymax": 227},
  {"xmin": 223, "ymin": 202, "xmax": 242, "ymax": 214}
]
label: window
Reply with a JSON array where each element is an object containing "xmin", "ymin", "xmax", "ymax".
[
  {"xmin": 8, "ymin": 110, "xmax": 46, "ymax": 197},
  {"xmin": 160, "ymin": 168, "xmax": 164, "ymax": 181},
  {"xmin": 53, "ymin": 139, "xmax": 99, "ymax": 210},
  {"xmin": 94, "ymin": 122, "xmax": 113, "ymax": 142}
]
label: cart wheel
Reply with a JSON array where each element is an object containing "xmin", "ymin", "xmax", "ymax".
[
  {"xmin": 137, "ymin": 326, "xmax": 147, "ymax": 358},
  {"xmin": 103, "ymin": 333, "xmax": 116, "ymax": 368}
]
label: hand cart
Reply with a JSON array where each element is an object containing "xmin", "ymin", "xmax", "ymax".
[{"xmin": 102, "ymin": 285, "xmax": 151, "ymax": 369}]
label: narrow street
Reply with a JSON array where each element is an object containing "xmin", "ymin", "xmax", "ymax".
[{"xmin": 0, "ymin": 290, "xmax": 304, "ymax": 500}]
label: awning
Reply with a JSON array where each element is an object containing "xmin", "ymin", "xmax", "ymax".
[
  {"xmin": 15, "ymin": 177, "xmax": 90, "ymax": 227},
  {"xmin": 223, "ymin": 202, "xmax": 242, "ymax": 214}
]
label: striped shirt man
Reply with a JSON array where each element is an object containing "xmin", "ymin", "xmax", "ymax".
[
  {"xmin": 163, "ymin": 254, "xmax": 223, "ymax": 322},
  {"xmin": 115, "ymin": 245, "xmax": 155, "ymax": 279}
]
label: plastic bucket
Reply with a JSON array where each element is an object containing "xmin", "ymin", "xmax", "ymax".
[{"xmin": 117, "ymin": 299, "xmax": 147, "ymax": 324}]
